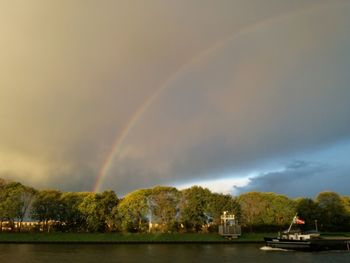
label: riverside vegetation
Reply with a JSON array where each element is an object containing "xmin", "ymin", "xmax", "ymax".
[{"xmin": 1, "ymin": 178, "xmax": 350, "ymax": 237}]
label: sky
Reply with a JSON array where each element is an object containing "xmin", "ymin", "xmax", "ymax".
[{"xmin": 1, "ymin": 0, "xmax": 350, "ymax": 198}]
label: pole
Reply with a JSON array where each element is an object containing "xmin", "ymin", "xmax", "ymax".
[
  {"xmin": 287, "ymin": 214, "xmax": 297, "ymax": 233},
  {"xmin": 315, "ymin": 220, "xmax": 318, "ymax": 232}
]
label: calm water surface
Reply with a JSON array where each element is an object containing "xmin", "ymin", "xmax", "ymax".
[{"xmin": 0, "ymin": 244, "xmax": 349, "ymax": 263}]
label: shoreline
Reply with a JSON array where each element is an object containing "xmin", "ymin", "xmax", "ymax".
[
  {"xmin": 0, "ymin": 240, "xmax": 265, "ymax": 244},
  {"xmin": 1, "ymin": 232, "xmax": 348, "ymax": 244},
  {"xmin": 0, "ymin": 233, "xmax": 267, "ymax": 244}
]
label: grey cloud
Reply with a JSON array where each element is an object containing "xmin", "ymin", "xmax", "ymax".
[
  {"xmin": 1, "ymin": 1, "xmax": 349, "ymax": 195},
  {"xmin": 100, "ymin": 3, "xmax": 350, "ymax": 194},
  {"xmin": 234, "ymin": 160, "xmax": 349, "ymax": 198}
]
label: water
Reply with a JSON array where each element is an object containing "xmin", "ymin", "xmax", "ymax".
[{"xmin": 0, "ymin": 244, "xmax": 349, "ymax": 263}]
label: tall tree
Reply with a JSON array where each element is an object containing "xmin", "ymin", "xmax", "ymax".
[
  {"xmin": 296, "ymin": 198, "xmax": 319, "ymax": 230},
  {"xmin": 238, "ymin": 192, "xmax": 296, "ymax": 231},
  {"xmin": 97, "ymin": 190, "xmax": 119, "ymax": 232},
  {"xmin": 341, "ymin": 196, "xmax": 350, "ymax": 214},
  {"xmin": 116, "ymin": 189, "xmax": 150, "ymax": 232},
  {"xmin": 17, "ymin": 186, "xmax": 36, "ymax": 231},
  {"xmin": 78, "ymin": 193, "xmax": 100, "ymax": 232},
  {"xmin": 31, "ymin": 190, "xmax": 63, "ymax": 232},
  {"xmin": 149, "ymin": 186, "xmax": 180, "ymax": 232},
  {"xmin": 238, "ymin": 192, "xmax": 267, "ymax": 231},
  {"xmin": 60, "ymin": 192, "xmax": 88, "ymax": 232},
  {"xmin": 267, "ymin": 193, "xmax": 296, "ymax": 226},
  {"xmin": 179, "ymin": 186, "xmax": 212, "ymax": 232},
  {"xmin": 316, "ymin": 191, "xmax": 349, "ymax": 231},
  {"xmin": 0, "ymin": 182, "xmax": 35, "ymax": 231},
  {"xmin": 0, "ymin": 182, "xmax": 22, "ymax": 231},
  {"xmin": 207, "ymin": 193, "xmax": 241, "ymax": 227}
]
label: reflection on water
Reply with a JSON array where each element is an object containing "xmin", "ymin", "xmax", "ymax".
[{"xmin": 0, "ymin": 244, "xmax": 349, "ymax": 263}]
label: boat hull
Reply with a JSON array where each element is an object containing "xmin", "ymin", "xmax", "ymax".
[{"xmin": 264, "ymin": 237, "xmax": 350, "ymax": 251}]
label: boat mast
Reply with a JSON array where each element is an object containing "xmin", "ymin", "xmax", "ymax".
[{"xmin": 287, "ymin": 214, "xmax": 297, "ymax": 233}]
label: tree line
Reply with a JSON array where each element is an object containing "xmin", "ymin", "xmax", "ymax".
[{"xmin": 0, "ymin": 178, "xmax": 349, "ymax": 233}]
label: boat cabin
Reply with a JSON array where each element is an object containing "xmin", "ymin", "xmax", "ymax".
[{"xmin": 280, "ymin": 230, "xmax": 320, "ymax": 240}]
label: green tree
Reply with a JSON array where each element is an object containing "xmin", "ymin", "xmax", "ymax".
[
  {"xmin": 341, "ymin": 196, "xmax": 350, "ymax": 214},
  {"xmin": 0, "ymin": 182, "xmax": 35, "ymax": 231},
  {"xmin": 267, "ymin": 193, "xmax": 296, "ymax": 226},
  {"xmin": 179, "ymin": 186, "xmax": 212, "ymax": 232},
  {"xmin": 149, "ymin": 186, "xmax": 180, "ymax": 232},
  {"xmin": 78, "ymin": 191, "xmax": 118, "ymax": 232},
  {"xmin": 0, "ymin": 182, "xmax": 22, "ymax": 231},
  {"xmin": 238, "ymin": 192, "xmax": 267, "ymax": 231},
  {"xmin": 31, "ymin": 189, "xmax": 63, "ymax": 232},
  {"xmin": 0, "ymin": 183, "xmax": 5, "ymax": 230},
  {"xmin": 0, "ymin": 178, "xmax": 7, "ymax": 187},
  {"xmin": 78, "ymin": 193, "xmax": 100, "ymax": 232},
  {"xmin": 116, "ymin": 189, "xmax": 150, "ymax": 232},
  {"xmin": 238, "ymin": 192, "xmax": 295, "ymax": 231},
  {"xmin": 17, "ymin": 186, "xmax": 36, "ymax": 231},
  {"xmin": 296, "ymin": 198, "xmax": 319, "ymax": 230},
  {"xmin": 60, "ymin": 192, "xmax": 88, "ymax": 232},
  {"xmin": 207, "ymin": 193, "xmax": 241, "ymax": 227},
  {"xmin": 316, "ymin": 191, "xmax": 349, "ymax": 231},
  {"xmin": 97, "ymin": 190, "xmax": 119, "ymax": 231}
]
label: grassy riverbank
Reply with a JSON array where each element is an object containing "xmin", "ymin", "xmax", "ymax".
[
  {"xmin": 1, "ymin": 232, "xmax": 348, "ymax": 243},
  {"xmin": 0, "ymin": 232, "xmax": 270, "ymax": 243}
]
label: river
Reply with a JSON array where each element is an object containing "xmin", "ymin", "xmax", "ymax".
[{"xmin": 0, "ymin": 243, "xmax": 349, "ymax": 262}]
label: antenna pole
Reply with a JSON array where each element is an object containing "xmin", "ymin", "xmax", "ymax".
[{"xmin": 287, "ymin": 214, "xmax": 297, "ymax": 233}]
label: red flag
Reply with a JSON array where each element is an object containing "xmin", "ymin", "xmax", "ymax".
[{"xmin": 295, "ymin": 217, "xmax": 305, "ymax": 225}]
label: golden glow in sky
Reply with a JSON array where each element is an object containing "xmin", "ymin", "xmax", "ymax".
[{"xmin": 1, "ymin": 1, "xmax": 350, "ymax": 196}]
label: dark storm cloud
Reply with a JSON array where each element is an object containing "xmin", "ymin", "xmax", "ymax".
[
  {"xmin": 234, "ymin": 160, "xmax": 326, "ymax": 197},
  {"xmin": 234, "ymin": 160, "xmax": 350, "ymax": 198},
  {"xmin": 100, "ymin": 2, "xmax": 350, "ymax": 195},
  {"xmin": 1, "ymin": 0, "xmax": 349, "ymax": 195}
]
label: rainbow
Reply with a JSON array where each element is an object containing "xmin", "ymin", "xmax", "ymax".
[
  {"xmin": 92, "ymin": 2, "xmax": 340, "ymax": 192},
  {"xmin": 92, "ymin": 85, "xmax": 168, "ymax": 192}
]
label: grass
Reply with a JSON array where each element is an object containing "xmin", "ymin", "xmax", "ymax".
[
  {"xmin": 2, "ymin": 232, "xmax": 348, "ymax": 243},
  {"xmin": 0, "ymin": 232, "xmax": 270, "ymax": 243}
]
